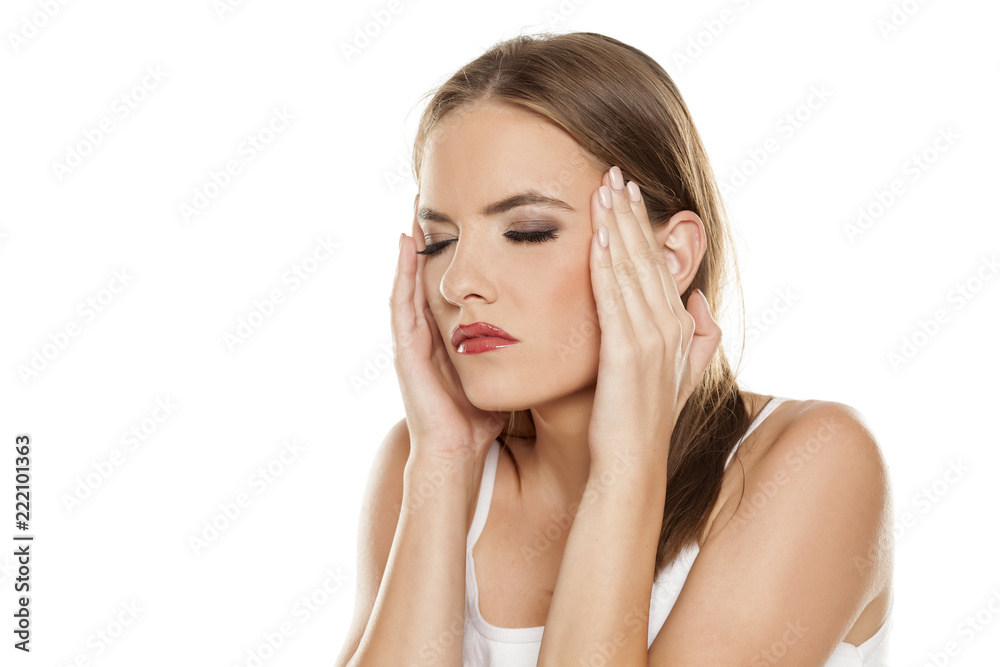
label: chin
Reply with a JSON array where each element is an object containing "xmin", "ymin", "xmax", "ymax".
[
  {"xmin": 461, "ymin": 384, "xmax": 520, "ymax": 413},
  {"xmin": 457, "ymin": 372, "xmax": 527, "ymax": 413}
]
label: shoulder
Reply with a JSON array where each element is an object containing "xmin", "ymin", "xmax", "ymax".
[
  {"xmin": 753, "ymin": 399, "xmax": 889, "ymax": 491},
  {"xmin": 734, "ymin": 398, "xmax": 893, "ymax": 590},
  {"xmin": 649, "ymin": 400, "xmax": 893, "ymax": 661}
]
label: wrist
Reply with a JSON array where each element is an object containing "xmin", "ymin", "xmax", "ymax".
[
  {"xmin": 403, "ymin": 449, "xmax": 479, "ymax": 510},
  {"xmin": 589, "ymin": 445, "xmax": 668, "ymax": 477}
]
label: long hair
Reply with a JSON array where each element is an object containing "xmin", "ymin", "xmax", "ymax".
[{"xmin": 411, "ymin": 31, "xmax": 763, "ymax": 574}]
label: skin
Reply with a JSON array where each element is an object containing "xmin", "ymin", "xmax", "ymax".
[
  {"xmin": 341, "ymin": 99, "xmax": 893, "ymax": 665},
  {"xmin": 413, "ymin": 99, "xmax": 714, "ymax": 510}
]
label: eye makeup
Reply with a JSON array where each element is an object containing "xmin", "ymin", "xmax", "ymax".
[{"xmin": 416, "ymin": 227, "xmax": 560, "ymax": 256}]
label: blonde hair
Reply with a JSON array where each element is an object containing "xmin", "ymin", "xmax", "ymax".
[{"xmin": 412, "ymin": 31, "xmax": 760, "ymax": 573}]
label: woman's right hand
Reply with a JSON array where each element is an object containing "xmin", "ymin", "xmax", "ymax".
[{"xmin": 388, "ymin": 211, "xmax": 508, "ymax": 467}]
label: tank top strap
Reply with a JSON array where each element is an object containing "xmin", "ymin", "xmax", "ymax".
[
  {"xmin": 724, "ymin": 396, "xmax": 791, "ymax": 470},
  {"xmin": 466, "ymin": 439, "xmax": 501, "ymax": 550}
]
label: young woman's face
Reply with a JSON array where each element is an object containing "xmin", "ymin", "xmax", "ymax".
[{"xmin": 415, "ymin": 100, "xmax": 609, "ymax": 411}]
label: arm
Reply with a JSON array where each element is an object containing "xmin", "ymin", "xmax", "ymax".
[
  {"xmin": 538, "ymin": 449, "xmax": 668, "ymax": 665},
  {"xmin": 540, "ymin": 402, "xmax": 891, "ymax": 666},
  {"xmin": 335, "ymin": 419, "xmax": 479, "ymax": 667},
  {"xmin": 647, "ymin": 402, "xmax": 892, "ymax": 665}
]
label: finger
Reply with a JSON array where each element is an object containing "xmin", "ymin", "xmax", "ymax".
[
  {"xmin": 604, "ymin": 171, "xmax": 685, "ymax": 333},
  {"xmin": 390, "ymin": 231, "xmax": 417, "ymax": 359},
  {"xmin": 622, "ymin": 178, "xmax": 660, "ymax": 261},
  {"xmin": 604, "ymin": 166, "xmax": 663, "ymax": 264},
  {"xmin": 624, "ymin": 178, "xmax": 688, "ymax": 326},
  {"xmin": 684, "ymin": 289, "xmax": 723, "ymax": 386},
  {"xmin": 595, "ymin": 169, "xmax": 668, "ymax": 336},
  {"xmin": 410, "ymin": 213, "xmax": 452, "ymax": 360},
  {"xmin": 589, "ymin": 210, "xmax": 635, "ymax": 347}
]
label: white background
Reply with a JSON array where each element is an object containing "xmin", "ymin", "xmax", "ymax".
[{"xmin": 1, "ymin": 0, "xmax": 998, "ymax": 665}]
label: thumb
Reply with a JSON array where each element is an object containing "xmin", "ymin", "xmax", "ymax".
[{"xmin": 686, "ymin": 289, "xmax": 722, "ymax": 378}]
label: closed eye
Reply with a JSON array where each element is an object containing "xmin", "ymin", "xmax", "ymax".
[{"xmin": 416, "ymin": 229, "xmax": 560, "ymax": 256}]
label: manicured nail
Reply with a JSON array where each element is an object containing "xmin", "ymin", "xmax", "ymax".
[
  {"xmin": 627, "ymin": 181, "xmax": 641, "ymax": 202},
  {"xmin": 399, "ymin": 232, "xmax": 405, "ymax": 249},
  {"xmin": 609, "ymin": 166, "xmax": 624, "ymax": 191},
  {"xmin": 599, "ymin": 185, "xmax": 612, "ymax": 209},
  {"xmin": 598, "ymin": 226, "xmax": 608, "ymax": 248}
]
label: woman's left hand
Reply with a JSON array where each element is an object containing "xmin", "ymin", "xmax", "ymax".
[{"xmin": 586, "ymin": 166, "xmax": 722, "ymax": 468}]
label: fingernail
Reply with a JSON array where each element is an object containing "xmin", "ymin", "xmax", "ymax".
[
  {"xmin": 599, "ymin": 185, "xmax": 612, "ymax": 209},
  {"xmin": 609, "ymin": 166, "xmax": 624, "ymax": 191},
  {"xmin": 399, "ymin": 232, "xmax": 405, "ymax": 249},
  {"xmin": 598, "ymin": 226, "xmax": 608, "ymax": 248},
  {"xmin": 627, "ymin": 181, "xmax": 641, "ymax": 202}
]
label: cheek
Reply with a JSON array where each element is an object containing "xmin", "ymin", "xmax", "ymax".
[{"xmin": 531, "ymin": 247, "xmax": 601, "ymax": 364}]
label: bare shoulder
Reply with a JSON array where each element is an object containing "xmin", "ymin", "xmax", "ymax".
[
  {"xmin": 756, "ymin": 399, "xmax": 889, "ymax": 483},
  {"xmin": 333, "ymin": 417, "xmax": 411, "ymax": 667},
  {"xmin": 649, "ymin": 400, "xmax": 894, "ymax": 661},
  {"xmin": 730, "ymin": 398, "xmax": 894, "ymax": 598}
]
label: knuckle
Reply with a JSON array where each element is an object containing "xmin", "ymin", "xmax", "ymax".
[{"xmin": 612, "ymin": 256, "xmax": 639, "ymax": 284}]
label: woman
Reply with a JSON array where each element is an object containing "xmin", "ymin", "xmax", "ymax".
[{"xmin": 337, "ymin": 31, "xmax": 893, "ymax": 666}]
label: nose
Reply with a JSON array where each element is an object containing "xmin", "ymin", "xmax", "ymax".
[{"xmin": 438, "ymin": 236, "xmax": 495, "ymax": 307}]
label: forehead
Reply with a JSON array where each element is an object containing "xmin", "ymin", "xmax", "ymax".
[{"xmin": 418, "ymin": 101, "xmax": 603, "ymax": 215}]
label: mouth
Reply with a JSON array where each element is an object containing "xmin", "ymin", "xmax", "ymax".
[{"xmin": 451, "ymin": 322, "xmax": 519, "ymax": 355}]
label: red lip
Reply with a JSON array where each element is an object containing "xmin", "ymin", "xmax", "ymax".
[{"xmin": 451, "ymin": 322, "xmax": 518, "ymax": 350}]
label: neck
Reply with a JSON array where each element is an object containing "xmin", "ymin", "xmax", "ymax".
[{"xmin": 514, "ymin": 382, "xmax": 597, "ymax": 513}]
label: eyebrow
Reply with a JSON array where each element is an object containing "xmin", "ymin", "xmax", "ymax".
[{"xmin": 417, "ymin": 190, "xmax": 575, "ymax": 223}]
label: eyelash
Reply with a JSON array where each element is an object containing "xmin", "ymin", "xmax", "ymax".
[{"xmin": 416, "ymin": 229, "xmax": 560, "ymax": 256}]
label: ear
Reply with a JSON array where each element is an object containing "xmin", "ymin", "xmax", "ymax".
[{"xmin": 653, "ymin": 209, "xmax": 706, "ymax": 296}]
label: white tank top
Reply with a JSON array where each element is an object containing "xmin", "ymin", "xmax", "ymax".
[{"xmin": 463, "ymin": 396, "xmax": 892, "ymax": 665}]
